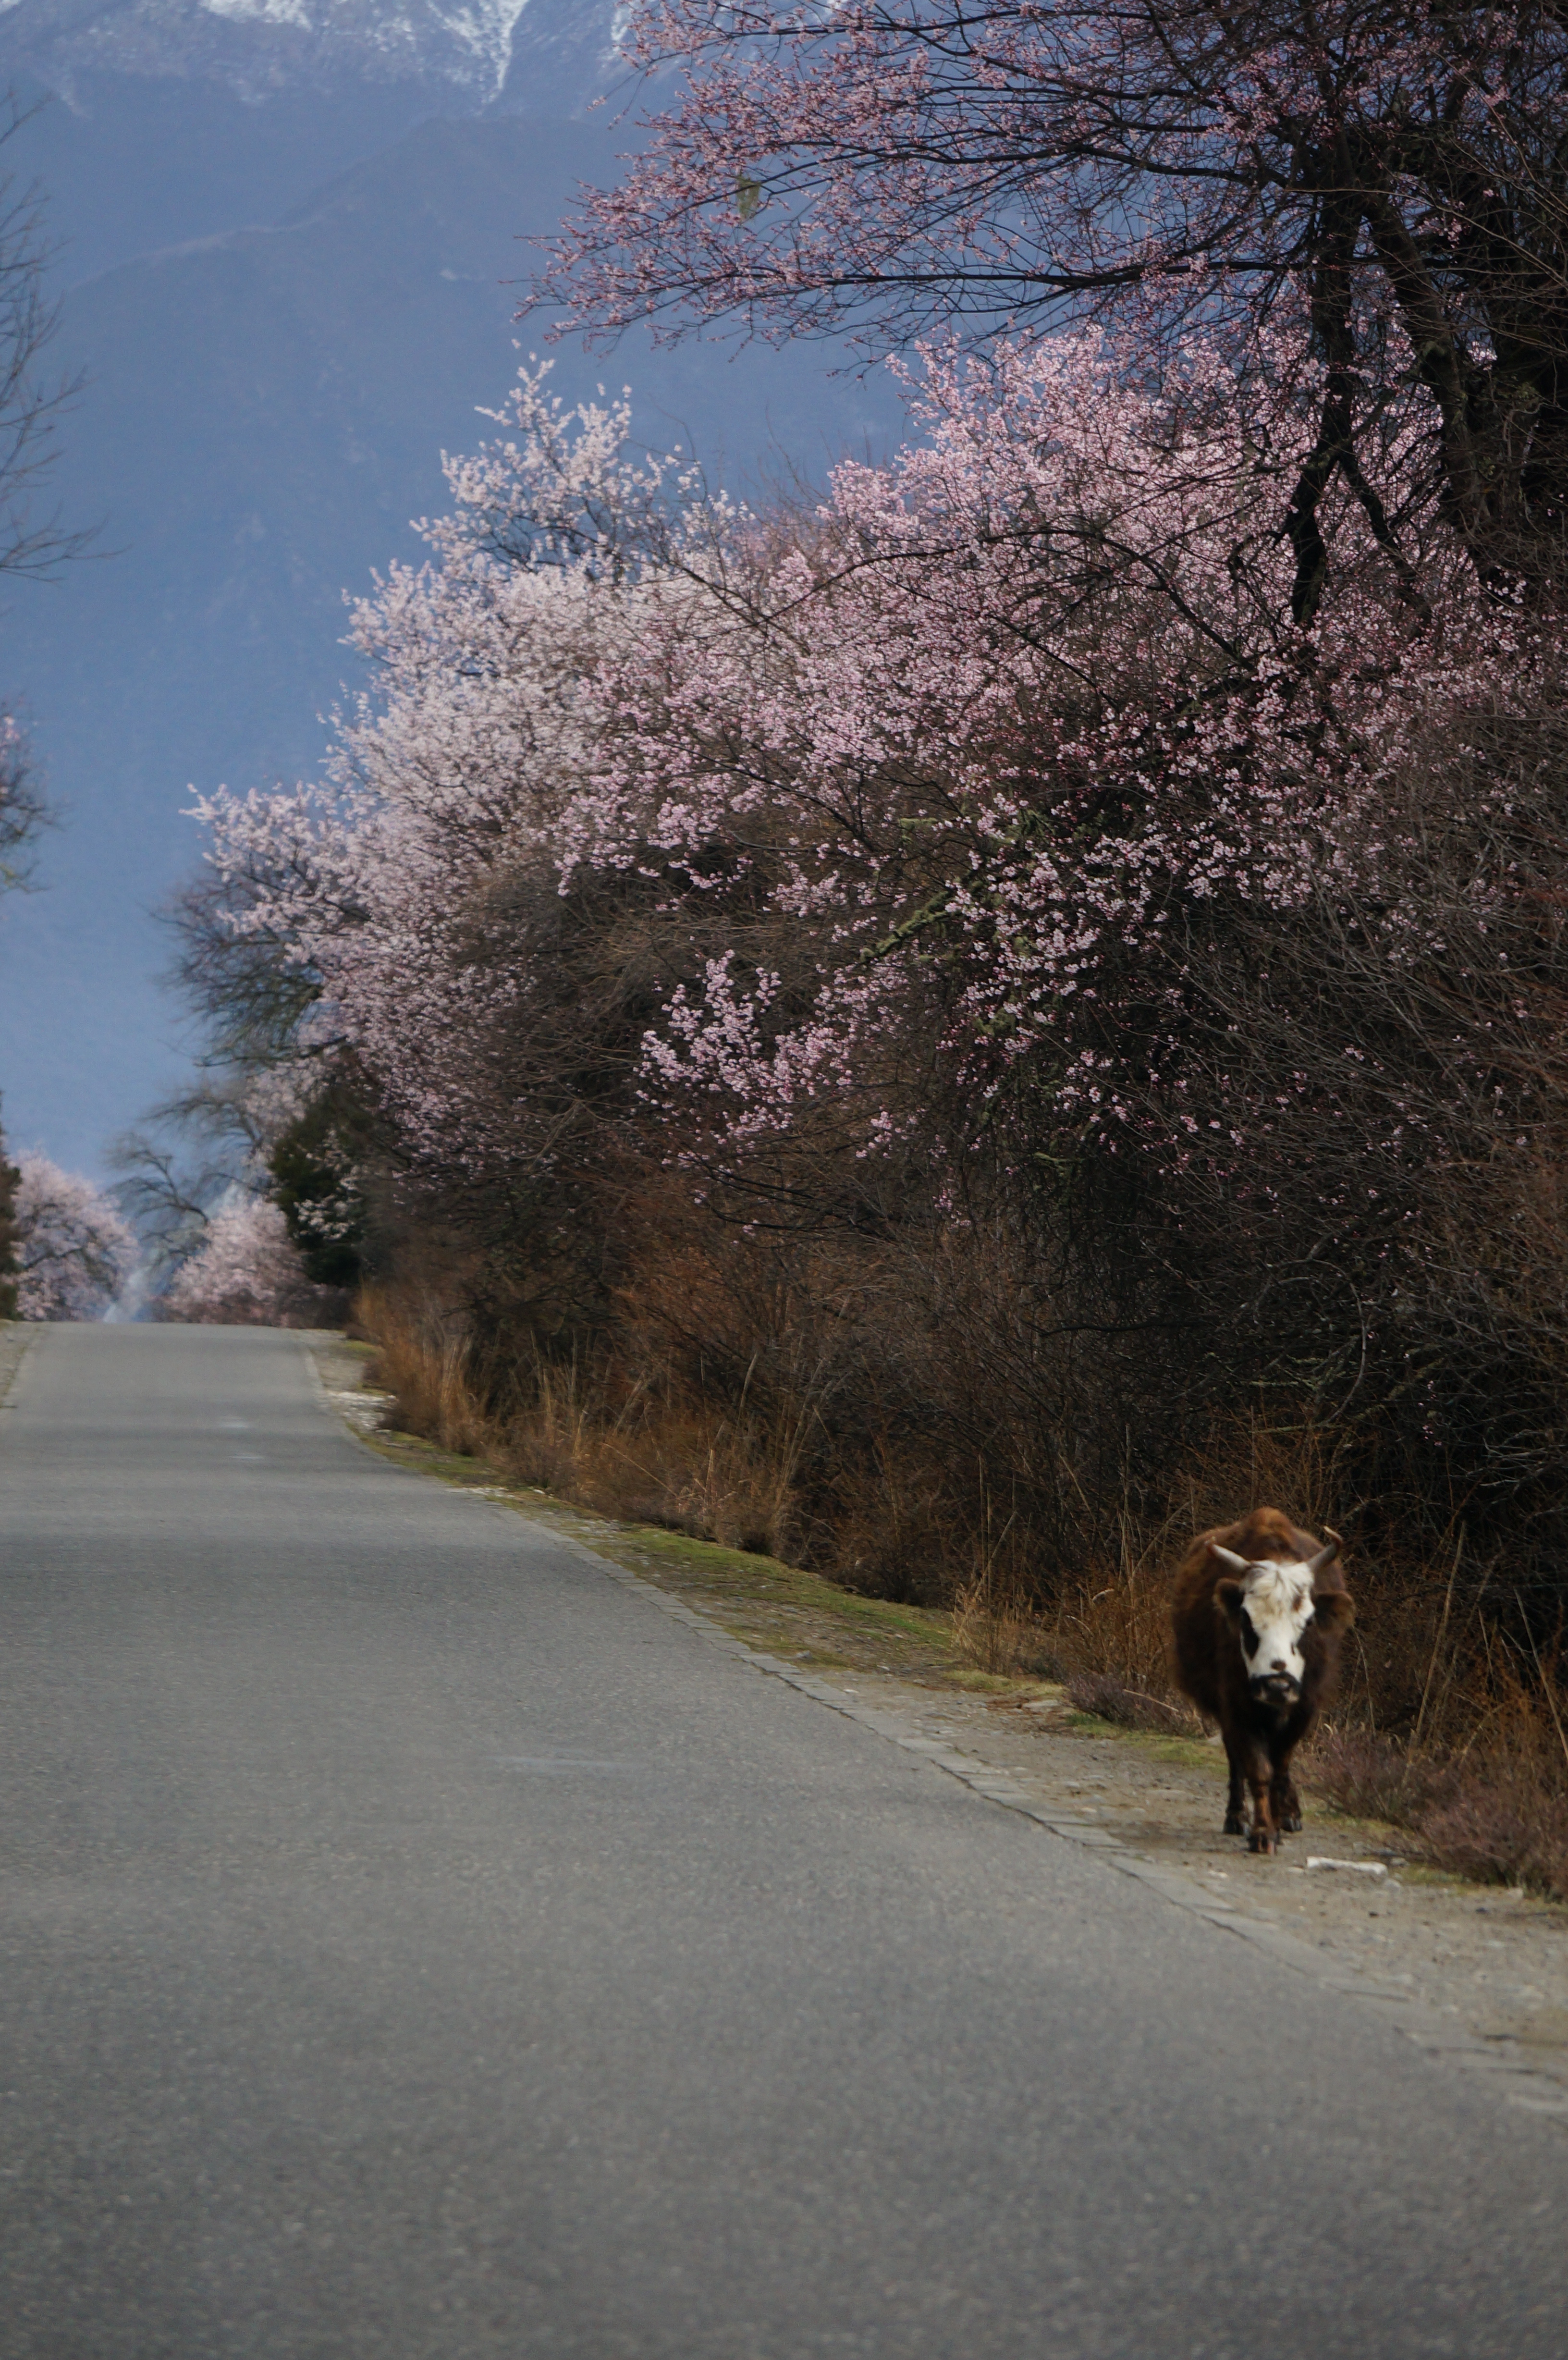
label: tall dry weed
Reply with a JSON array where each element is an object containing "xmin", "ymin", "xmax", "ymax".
[
  {"xmin": 950, "ymin": 1503, "xmax": 1055, "ymax": 1676},
  {"xmin": 1311, "ymin": 1640, "xmax": 1568, "ymax": 1901},
  {"xmin": 1036, "ymin": 1502, "xmax": 1197, "ymax": 1730},
  {"xmin": 497, "ymin": 1351, "xmax": 804, "ymax": 1556},
  {"xmin": 356, "ymin": 1284, "xmax": 492, "ymax": 1458}
]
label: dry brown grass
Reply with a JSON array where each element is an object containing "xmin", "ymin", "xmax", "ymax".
[
  {"xmin": 1038, "ymin": 1529, "xmax": 1194, "ymax": 1729},
  {"xmin": 359, "ymin": 1283, "xmax": 808, "ymax": 1558},
  {"xmin": 506, "ymin": 1367, "xmax": 803, "ymax": 1559},
  {"xmin": 356, "ymin": 1284, "xmax": 493, "ymax": 1459},
  {"xmin": 950, "ymin": 1561, "xmax": 1053, "ymax": 1679},
  {"xmin": 1311, "ymin": 1692, "xmax": 1568, "ymax": 1903}
]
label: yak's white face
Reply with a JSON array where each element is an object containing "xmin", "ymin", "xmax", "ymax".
[{"xmin": 1225, "ymin": 1561, "xmax": 1316, "ymax": 1699}]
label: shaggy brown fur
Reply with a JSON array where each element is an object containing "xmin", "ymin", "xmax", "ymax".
[{"xmin": 1172, "ymin": 1507, "xmax": 1355, "ymax": 1853}]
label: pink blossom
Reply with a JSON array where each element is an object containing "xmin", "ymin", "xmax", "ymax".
[
  {"xmin": 160, "ymin": 1195, "xmax": 325, "ymax": 1328},
  {"xmin": 13, "ymin": 1155, "xmax": 136, "ymax": 1321},
  {"xmin": 189, "ymin": 337, "xmax": 1534, "ymax": 1194}
]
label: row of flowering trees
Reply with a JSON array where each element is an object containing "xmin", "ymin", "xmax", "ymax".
[
  {"xmin": 172, "ymin": 308, "xmax": 1568, "ymax": 1587},
  {"xmin": 0, "ymin": 1119, "xmax": 329, "ymax": 1327},
  {"xmin": 158, "ymin": 1194, "xmax": 333, "ymax": 1327},
  {"xmin": 0, "ymin": 1136, "xmax": 346, "ymax": 1327},
  {"xmin": 194, "ymin": 338, "xmax": 1423, "ymax": 1172}
]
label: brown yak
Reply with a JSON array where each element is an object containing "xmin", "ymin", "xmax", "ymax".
[{"xmin": 1171, "ymin": 1507, "xmax": 1356, "ymax": 1855}]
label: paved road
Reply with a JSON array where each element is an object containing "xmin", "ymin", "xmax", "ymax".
[{"xmin": 1, "ymin": 1326, "xmax": 1564, "ymax": 2360}]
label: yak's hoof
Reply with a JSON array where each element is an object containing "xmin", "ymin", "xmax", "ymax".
[
  {"xmin": 1279, "ymin": 1811, "xmax": 1303, "ymax": 1833},
  {"xmin": 1223, "ymin": 1811, "xmax": 1246, "ymax": 1836},
  {"xmin": 1248, "ymin": 1828, "xmax": 1279, "ymax": 1856}
]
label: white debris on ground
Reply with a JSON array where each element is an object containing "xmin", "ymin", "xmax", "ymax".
[
  {"xmin": 330, "ymin": 1388, "xmax": 395, "ymax": 1437},
  {"xmin": 306, "ymin": 1337, "xmax": 394, "ymax": 1438}
]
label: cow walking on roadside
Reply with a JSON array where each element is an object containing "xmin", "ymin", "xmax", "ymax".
[{"xmin": 1171, "ymin": 1507, "xmax": 1356, "ymax": 1855}]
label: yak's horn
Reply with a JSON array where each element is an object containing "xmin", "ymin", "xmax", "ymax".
[
  {"xmin": 1210, "ymin": 1545, "xmax": 1250, "ymax": 1574},
  {"xmin": 1307, "ymin": 1528, "xmax": 1342, "ymax": 1578}
]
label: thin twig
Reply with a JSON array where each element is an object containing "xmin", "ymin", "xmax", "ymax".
[
  {"xmin": 1414, "ymin": 1532, "xmax": 1463, "ymax": 1751},
  {"xmin": 1517, "ymin": 1594, "xmax": 1568, "ymax": 1779}
]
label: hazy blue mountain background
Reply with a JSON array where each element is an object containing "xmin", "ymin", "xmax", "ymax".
[{"xmin": 0, "ymin": 3, "xmax": 905, "ymax": 1171}]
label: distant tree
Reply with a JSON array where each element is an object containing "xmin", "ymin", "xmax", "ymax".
[
  {"xmin": 268, "ymin": 1091, "xmax": 370, "ymax": 1292},
  {"xmin": 159, "ymin": 1194, "xmax": 332, "ymax": 1328},
  {"xmin": 0, "ymin": 92, "xmax": 90, "ymax": 896},
  {"xmin": 0, "ymin": 96, "xmax": 85, "ymax": 592},
  {"xmin": 0, "ymin": 1110, "xmax": 19, "ymax": 1318},
  {"xmin": 12, "ymin": 1153, "xmax": 135, "ymax": 1320},
  {"xmin": 109, "ymin": 1130, "xmax": 220, "ymax": 1281},
  {"xmin": 0, "ymin": 709, "xmax": 44, "ymax": 895},
  {"xmin": 111, "ymin": 1060, "xmax": 316, "ymax": 1286},
  {"xmin": 542, "ymin": 0, "xmax": 1568, "ymax": 611}
]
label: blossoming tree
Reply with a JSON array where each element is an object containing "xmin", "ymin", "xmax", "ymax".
[
  {"xmin": 0, "ymin": 1124, "xmax": 19, "ymax": 1317},
  {"xmin": 194, "ymin": 341, "xmax": 1524, "ymax": 1188},
  {"xmin": 12, "ymin": 1153, "xmax": 136, "ymax": 1320},
  {"xmin": 159, "ymin": 1194, "xmax": 327, "ymax": 1328},
  {"xmin": 541, "ymin": 0, "xmax": 1568, "ymax": 607}
]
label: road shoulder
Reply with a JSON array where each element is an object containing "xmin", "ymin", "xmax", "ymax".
[
  {"xmin": 0, "ymin": 1320, "xmax": 34, "ymax": 1416},
  {"xmin": 306, "ymin": 1330, "xmax": 1568, "ymax": 2126}
]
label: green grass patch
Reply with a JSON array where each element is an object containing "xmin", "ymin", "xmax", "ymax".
[{"xmin": 528, "ymin": 1511, "xmax": 964, "ymax": 1681}]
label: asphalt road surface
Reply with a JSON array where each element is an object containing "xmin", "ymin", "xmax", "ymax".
[{"xmin": 2, "ymin": 1326, "xmax": 1565, "ymax": 2360}]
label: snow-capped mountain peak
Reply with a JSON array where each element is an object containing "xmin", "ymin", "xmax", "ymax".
[{"xmin": 0, "ymin": 0, "xmax": 618, "ymax": 109}]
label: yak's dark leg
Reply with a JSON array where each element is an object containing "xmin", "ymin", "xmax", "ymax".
[
  {"xmin": 1243, "ymin": 1737, "xmax": 1279, "ymax": 1855},
  {"xmin": 1222, "ymin": 1732, "xmax": 1247, "ymax": 1836},
  {"xmin": 1270, "ymin": 1747, "xmax": 1303, "ymax": 1835}
]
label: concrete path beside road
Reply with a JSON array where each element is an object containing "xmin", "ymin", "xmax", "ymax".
[{"xmin": 1, "ymin": 1324, "xmax": 1564, "ymax": 2359}]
